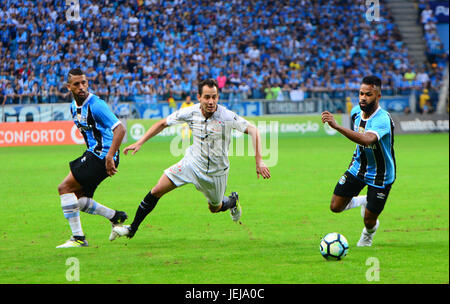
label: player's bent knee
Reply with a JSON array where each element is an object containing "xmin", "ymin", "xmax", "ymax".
[
  {"xmin": 150, "ymin": 187, "xmax": 166, "ymax": 199},
  {"xmin": 151, "ymin": 174, "xmax": 177, "ymax": 198},
  {"xmin": 330, "ymin": 195, "xmax": 351, "ymax": 213},
  {"xmin": 330, "ymin": 200, "xmax": 343, "ymax": 213},
  {"xmin": 150, "ymin": 189, "xmax": 161, "ymax": 198},
  {"xmin": 58, "ymin": 181, "xmax": 80, "ymax": 196},
  {"xmin": 330, "ymin": 204, "xmax": 341, "ymax": 213},
  {"xmin": 57, "ymin": 184, "xmax": 64, "ymax": 195},
  {"xmin": 57, "ymin": 182, "xmax": 69, "ymax": 195},
  {"xmin": 58, "ymin": 173, "xmax": 82, "ymax": 195}
]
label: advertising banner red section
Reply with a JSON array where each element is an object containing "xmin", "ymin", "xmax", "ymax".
[{"xmin": 0, "ymin": 121, "xmax": 84, "ymax": 147}]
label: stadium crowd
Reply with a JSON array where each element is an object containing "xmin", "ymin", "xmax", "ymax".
[
  {"xmin": 416, "ymin": 0, "xmax": 448, "ymax": 113},
  {"xmin": 0, "ymin": 0, "xmax": 447, "ymax": 107}
]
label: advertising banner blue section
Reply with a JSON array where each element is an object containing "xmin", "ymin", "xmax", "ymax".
[
  {"xmin": 221, "ymin": 101, "xmax": 263, "ymax": 117},
  {"xmin": 1, "ymin": 97, "xmax": 410, "ymax": 122},
  {"xmin": 0, "ymin": 101, "xmax": 262, "ymax": 122},
  {"xmin": 350, "ymin": 96, "xmax": 409, "ymax": 113},
  {"xmin": 1, "ymin": 104, "xmax": 72, "ymax": 122},
  {"xmin": 430, "ymin": 1, "xmax": 449, "ymax": 23},
  {"xmin": 378, "ymin": 96, "xmax": 410, "ymax": 113},
  {"xmin": 129, "ymin": 101, "xmax": 263, "ymax": 119}
]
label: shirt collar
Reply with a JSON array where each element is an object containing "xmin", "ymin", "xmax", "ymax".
[{"xmin": 361, "ymin": 106, "xmax": 381, "ymax": 121}]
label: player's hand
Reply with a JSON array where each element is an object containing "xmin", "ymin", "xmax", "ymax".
[
  {"xmin": 123, "ymin": 142, "xmax": 142, "ymax": 155},
  {"xmin": 256, "ymin": 160, "xmax": 271, "ymax": 179},
  {"xmin": 105, "ymin": 156, "xmax": 117, "ymax": 176},
  {"xmin": 321, "ymin": 111, "xmax": 338, "ymax": 129}
]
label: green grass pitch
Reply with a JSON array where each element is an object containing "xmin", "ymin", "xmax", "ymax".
[{"xmin": 0, "ymin": 132, "xmax": 448, "ymax": 284}]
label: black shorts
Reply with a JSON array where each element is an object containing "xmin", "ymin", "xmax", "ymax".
[
  {"xmin": 333, "ymin": 171, "xmax": 392, "ymax": 215},
  {"xmin": 69, "ymin": 151, "xmax": 119, "ymax": 198}
]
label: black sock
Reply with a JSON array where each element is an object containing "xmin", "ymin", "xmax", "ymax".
[
  {"xmin": 219, "ymin": 195, "xmax": 236, "ymax": 212},
  {"xmin": 130, "ymin": 192, "xmax": 159, "ymax": 233}
]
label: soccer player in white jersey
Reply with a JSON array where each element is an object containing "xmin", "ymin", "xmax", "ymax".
[{"xmin": 111, "ymin": 78, "xmax": 271, "ymax": 240}]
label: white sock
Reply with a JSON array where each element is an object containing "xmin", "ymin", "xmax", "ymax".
[
  {"xmin": 61, "ymin": 193, "xmax": 84, "ymax": 237},
  {"xmin": 344, "ymin": 195, "xmax": 367, "ymax": 211},
  {"xmin": 78, "ymin": 197, "xmax": 115, "ymax": 220}
]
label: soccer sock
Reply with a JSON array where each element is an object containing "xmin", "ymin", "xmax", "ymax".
[
  {"xmin": 78, "ymin": 197, "xmax": 116, "ymax": 220},
  {"xmin": 130, "ymin": 192, "xmax": 159, "ymax": 233},
  {"xmin": 60, "ymin": 193, "xmax": 84, "ymax": 237},
  {"xmin": 344, "ymin": 195, "xmax": 367, "ymax": 211},
  {"xmin": 219, "ymin": 195, "xmax": 237, "ymax": 212}
]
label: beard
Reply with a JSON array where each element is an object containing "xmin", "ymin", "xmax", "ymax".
[
  {"xmin": 72, "ymin": 90, "xmax": 88, "ymax": 104},
  {"xmin": 75, "ymin": 89, "xmax": 88, "ymax": 99},
  {"xmin": 360, "ymin": 101, "xmax": 376, "ymax": 113}
]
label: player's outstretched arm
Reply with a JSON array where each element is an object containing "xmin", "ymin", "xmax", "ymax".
[
  {"xmin": 245, "ymin": 124, "xmax": 271, "ymax": 179},
  {"xmin": 124, "ymin": 118, "xmax": 168, "ymax": 155},
  {"xmin": 321, "ymin": 111, "xmax": 377, "ymax": 147}
]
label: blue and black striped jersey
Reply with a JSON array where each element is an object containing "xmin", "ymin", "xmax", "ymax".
[
  {"xmin": 348, "ymin": 106, "xmax": 396, "ymax": 188},
  {"xmin": 70, "ymin": 93, "xmax": 121, "ymax": 160}
]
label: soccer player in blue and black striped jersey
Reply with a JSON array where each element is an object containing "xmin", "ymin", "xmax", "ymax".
[
  {"xmin": 56, "ymin": 68, "xmax": 128, "ymax": 248},
  {"xmin": 321, "ymin": 75, "xmax": 396, "ymax": 247}
]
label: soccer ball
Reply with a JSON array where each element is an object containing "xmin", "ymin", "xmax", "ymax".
[{"xmin": 319, "ymin": 232, "xmax": 349, "ymax": 260}]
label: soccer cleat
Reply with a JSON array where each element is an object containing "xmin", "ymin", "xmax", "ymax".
[
  {"xmin": 112, "ymin": 225, "xmax": 135, "ymax": 239},
  {"xmin": 56, "ymin": 236, "xmax": 88, "ymax": 248},
  {"xmin": 109, "ymin": 224, "xmax": 120, "ymax": 241},
  {"xmin": 357, "ymin": 220, "xmax": 380, "ymax": 247},
  {"xmin": 110, "ymin": 210, "xmax": 128, "ymax": 225},
  {"xmin": 109, "ymin": 211, "xmax": 128, "ymax": 241},
  {"xmin": 229, "ymin": 192, "xmax": 241, "ymax": 222}
]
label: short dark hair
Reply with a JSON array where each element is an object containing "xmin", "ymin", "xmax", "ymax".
[
  {"xmin": 362, "ymin": 75, "xmax": 382, "ymax": 91},
  {"xmin": 68, "ymin": 68, "xmax": 85, "ymax": 82},
  {"xmin": 198, "ymin": 78, "xmax": 219, "ymax": 96}
]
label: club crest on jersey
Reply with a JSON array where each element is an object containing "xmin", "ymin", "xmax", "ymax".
[
  {"xmin": 77, "ymin": 124, "xmax": 92, "ymax": 132},
  {"xmin": 358, "ymin": 126, "xmax": 365, "ymax": 134},
  {"xmin": 209, "ymin": 121, "xmax": 225, "ymax": 132},
  {"xmin": 339, "ymin": 175, "xmax": 347, "ymax": 185},
  {"xmin": 76, "ymin": 114, "xmax": 87, "ymax": 124}
]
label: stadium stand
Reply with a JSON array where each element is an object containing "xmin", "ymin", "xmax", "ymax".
[
  {"xmin": 415, "ymin": 0, "xmax": 448, "ymax": 113},
  {"xmin": 0, "ymin": 0, "xmax": 447, "ymax": 106}
]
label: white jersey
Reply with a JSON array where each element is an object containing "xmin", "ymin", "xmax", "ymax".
[{"xmin": 166, "ymin": 103, "xmax": 249, "ymax": 176}]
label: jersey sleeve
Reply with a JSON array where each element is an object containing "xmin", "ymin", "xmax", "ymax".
[
  {"xmin": 91, "ymin": 99, "xmax": 121, "ymax": 130},
  {"xmin": 166, "ymin": 106, "xmax": 193, "ymax": 126},
  {"xmin": 231, "ymin": 113, "xmax": 250, "ymax": 133},
  {"xmin": 366, "ymin": 113, "xmax": 391, "ymax": 141}
]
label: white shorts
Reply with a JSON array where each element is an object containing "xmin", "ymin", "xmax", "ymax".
[{"xmin": 164, "ymin": 157, "xmax": 228, "ymax": 206}]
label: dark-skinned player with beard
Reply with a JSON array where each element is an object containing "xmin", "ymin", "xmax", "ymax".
[{"xmin": 321, "ymin": 75, "xmax": 396, "ymax": 247}]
